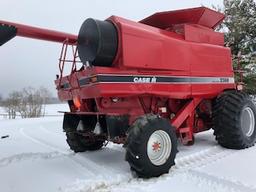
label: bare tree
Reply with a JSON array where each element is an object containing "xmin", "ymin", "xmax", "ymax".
[
  {"xmin": 17, "ymin": 87, "xmax": 43, "ymax": 118},
  {"xmin": 3, "ymin": 92, "xmax": 21, "ymax": 119},
  {"xmin": 38, "ymin": 86, "xmax": 52, "ymax": 116},
  {"xmin": 3, "ymin": 87, "xmax": 52, "ymax": 119}
]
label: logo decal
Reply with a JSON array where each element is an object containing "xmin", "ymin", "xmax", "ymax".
[{"xmin": 133, "ymin": 76, "xmax": 157, "ymax": 83}]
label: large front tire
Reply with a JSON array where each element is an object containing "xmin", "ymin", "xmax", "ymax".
[
  {"xmin": 125, "ymin": 115, "xmax": 178, "ymax": 178},
  {"xmin": 213, "ymin": 91, "xmax": 256, "ymax": 149}
]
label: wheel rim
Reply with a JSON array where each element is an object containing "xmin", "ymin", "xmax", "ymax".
[
  {"xmin": 241, "ymin": 107, "xmax": 255, "ymax": 137},
  {"xmin": 147, "ymin": 130, "xmax": 172, "ymax": 166}
]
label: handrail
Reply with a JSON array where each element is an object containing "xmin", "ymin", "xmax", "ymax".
[{"xmin": 58, "ymin": 40, "xmax": 81, "ymax": 90}]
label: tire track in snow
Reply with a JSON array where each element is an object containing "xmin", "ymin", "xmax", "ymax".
[
  {"xmin": 39, "ymin": 125, "xmax": 64, "ymax": 138},
  {"xmin": 37, "ymin": 124, "xmax": 126, "ymax": 173},
  {"xmin": 187, "ymin": 170, "xmax": 256, "ymax": 192},
  {"xmin": 19, "ymin": 127, "xmax": 69, "ymax": 155},
  {"xmin": 19, "ymin": 127, "xmax": 98, "ymax": 176},
  {"xmin": 101, "ymin": 147, "xmax": 254, "ymax": 192},
  {"xmin": 0, "ymin": 152, "xmax": 64, "ymax": 167},
  {"xmin": 174, "ymin": 146, "xmax": 235, "ymax": 171},
  {"xmin": 184, "ymin": 146, "xmax": 256, "ymax": 192},
  {"xmin": 19, "ymin": 127, "xmax": 126, "ymax": 177},
  {"xmin": 64, "ymin": 146, "xmax": 237, "ymax": 192}
]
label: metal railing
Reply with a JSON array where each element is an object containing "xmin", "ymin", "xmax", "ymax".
[{"xmin": 58, "ymin": 39, "xmax": 81, "ymax": 90}]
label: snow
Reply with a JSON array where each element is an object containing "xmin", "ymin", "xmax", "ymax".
[
  {"xmin": 0, "ymin": 103, "xmax": 69, "ymax": 119},
  {"xmin": 1, "ymin": 104, "xmax": 256, "ymax": 192}
]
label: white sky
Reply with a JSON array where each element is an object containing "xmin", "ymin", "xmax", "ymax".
[{"xmin": 0, "ymin": 0, "xmax": 223, "ymax": 97}]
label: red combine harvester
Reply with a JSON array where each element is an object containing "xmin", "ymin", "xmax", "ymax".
[{"xmin": 1, "ymin": 7, "xmax": 256, "ymax": 178}]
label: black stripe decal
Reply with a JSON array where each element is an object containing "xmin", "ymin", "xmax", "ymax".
[
  {"xmin": 78, "ymin": 75, "xmax": 232, "ymax": 86},
  {"xmin": 61, "ymin": 75, "xmax": 233, "ymax": 88},
  {"xmin": 79, "ymin": 78, "xmax": 90, "ymax": 85}
]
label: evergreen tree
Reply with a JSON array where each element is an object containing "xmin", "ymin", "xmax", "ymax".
[{"xmin": 218, "ymin": 0, "xmax": 256, "ymax": 94}]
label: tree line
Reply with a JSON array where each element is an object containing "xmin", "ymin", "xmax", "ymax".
[{"xmin": 0, "ymin": 87, "xmax": 52, "ymax": 119}]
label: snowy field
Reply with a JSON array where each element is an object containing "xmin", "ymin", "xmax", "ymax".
[
  {"xmin": 1, "ymin": 104, "xmax": 256, "ymax": 192},
  {"xmin": 0, "ymin": 104, "xmax": 69, "ymax": 119}
]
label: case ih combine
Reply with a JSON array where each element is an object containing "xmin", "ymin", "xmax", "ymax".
[{"xmin": 1, "ymin": 7, "xmax": 256, "ymax": 178}]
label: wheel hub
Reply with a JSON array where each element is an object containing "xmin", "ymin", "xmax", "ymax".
[
  {"xmin": 147, "ymin": 130, "xmax": 172, "ymax": 166},
  {"xmin": 241, "ymin": 107, "xmax": 255, "ymax": 137},
  {"xmin": 152, "ymin": 142, "xmax": 161, "ymax": 152}
]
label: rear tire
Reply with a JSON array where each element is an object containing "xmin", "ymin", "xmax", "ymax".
[
  {"xmin": 63, "ymin": 114, "xmax": 104, "ymax": 152},
  {"xmin": 66, "ymin": 132, "xmax": 104, "ymax": 152},
  {"xmin": 213, "ymin": 91, "xmax": 256, "ymax": 149},
  {"xmin": 125, "ymin": 115, "xmax": 178, "ymax": 178}
]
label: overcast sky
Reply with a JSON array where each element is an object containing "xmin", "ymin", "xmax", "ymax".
[{"xmin": 1, "ymin": 0, "xmax": 223, "ymax": 97}]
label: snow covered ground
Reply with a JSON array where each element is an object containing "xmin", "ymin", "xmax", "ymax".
[
  {"xmin": 1, "ymin": 104, "xmax": 256, "ymax": 192},
  {"xmin": 0, "ymin": 103, "xmax": 69, "ymax": 119}
]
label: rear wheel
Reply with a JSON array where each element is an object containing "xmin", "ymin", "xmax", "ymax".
[
  {"xmin": 213, "ymin": 91, "xmax": 256, "ymax": 149},
  {"xmin": 65, "ymin": 132, "xmax": 104, "ymax": 152},
  {"xmin": 125, "ymin": 115, "xmax": 178, "ymax": 178},
  {"xmin": 63, "ymin": 114, "xmax": 105, "ymax": 152}
]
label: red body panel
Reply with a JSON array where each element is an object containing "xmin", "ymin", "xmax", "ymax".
[
  {"xmin": 109, "ymin": 16, "xmax": 232, "ymax": 76},
  {"xmin": 184, "ymin": 24, "xmax": 224, "ymax": 46}
]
